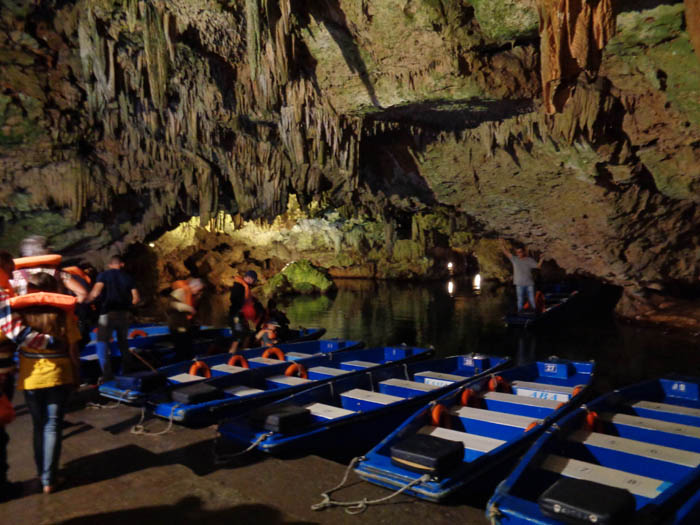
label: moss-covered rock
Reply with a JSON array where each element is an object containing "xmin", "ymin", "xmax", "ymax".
[{"xmin": 262, "ymin": 260, "xmax": 336, "ymax": 296}]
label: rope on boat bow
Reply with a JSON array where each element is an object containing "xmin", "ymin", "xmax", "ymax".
[
  {"xmin": 130, "ymin": 404, "xmax": 180, "ymax": 436},
  {"xmin": 212, "ymin": 432, "xmax": 273, "ymax": 465},
  {"xmin": 86, "ymin": 389, "xmax": 132, "ymax": 410},
  {"xmin": 311, "ymin": 456, "xmax": 430, "ymax": 515}
]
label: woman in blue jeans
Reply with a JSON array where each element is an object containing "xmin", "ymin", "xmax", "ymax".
[{"xmin": 14, "ymin": 273, "xmax": 80, "ymax": 494}]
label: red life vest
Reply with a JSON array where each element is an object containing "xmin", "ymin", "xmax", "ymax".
[
  {"xmin": 172, "ymin": 280, "xmax": 195, "ymax": 320},
  {"xmin": 233, "ymin": 276, "xmax": 260, "ymax": 324},
  {"xmin": 0, "ymin": 393, "xmax": 15, "ymax": 425}
]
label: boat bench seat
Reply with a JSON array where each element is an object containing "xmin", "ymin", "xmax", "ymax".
[
  {"xmin": 286, "ymin": 351, "xmax": 314, "ymax": 360},
  {"xmin": 307, "ymin": 366, "xmax": 349, "ymax": 380},
  {"xmin": 450, "ymin": 406, "xmax": 541, "ymax": 429},
  {"xmin": 569, "ymin": 430, "xmax": 700, "ymax": 468},
  {"xmin": 339, "ymin": 360, "xmax": 378, "ymax": 371},
  {"xmin": 600, "ymin": 413, "xmax": 700, "ymax": 439},
  {"xmin": 248, "ymin": 357, "xmax": 286, "ymax": 367},
  {"xmin": 629, "ymin": 401, "xmax": 700, "ymax": 423},
  {"xmin": 210, "ymin": 364, "xmax": 247, "ymax": 375},
  {"xmin": 414, "ymin": 371, "xmax": 468, "ymax": 387},
  {"xmin": 483, "ymin": 391, "xmax": 562, "ymax": 410},
  {"xmin": 168, "ymin": 373, "xmax": 206, "ymax": 384},
  {"xmin": 379, "ymin": 378, "xmax": 440, "ymax": 397},
  {"xmin": 265, "ymin": 375, "xmax": 312, "ymax": 387},
  {"xmin": 340, "ymin": 388, "xmax": 403, "ymax": 411},
  {"xmin": 305, "ymin": 402, "xmax": 355, "ymax": 420},
  {"xmin": 224, "ymin": 386, "xmax": 264, "ymax": 397},
  {"xmin": 540, "ymin": 454, "xmax": 669, "ymax": 499},
  {"xmin": 419, "ymin": 425, "xmax": 505, "ymax": 454},
  {"xmin": 511, "ymin": 380, "xmax": 574, "ymax": 402}
]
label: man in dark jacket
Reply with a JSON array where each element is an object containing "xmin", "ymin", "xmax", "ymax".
[{"xmin": 86, "ymin": 255, "xmax": 140, "ymax": 380}]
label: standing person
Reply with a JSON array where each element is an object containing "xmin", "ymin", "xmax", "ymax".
[
  {"xmin": 9, "ymin": 235, "xmax": 87, "ymax": 302},
  {"xmin": 14, "ymin": 272, "xmax": 80, "ymax": 494},
  {"xmin": 86, "ymin": 255, "xmax": 140, "ymax": 379},
  {"xmin": 227, "ymin": 270, "xmax": 261, "ymax": 354},
  {"xmin": 501, "ymin": 239, "xmax": 543, "ymax": 313},
  {"xmin": 167, "ymin": 278, "xmax": 204, "ymax": 362},
  {"xmin": 0, "ymin": 252, "xmax": 67, "ymax": 501}
]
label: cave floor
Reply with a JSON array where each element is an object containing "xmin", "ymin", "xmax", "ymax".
[{"xmin": 2, "ymin": 388, "xmax": 489, "ymax": 524}]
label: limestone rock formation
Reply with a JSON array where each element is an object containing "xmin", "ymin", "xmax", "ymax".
[{"xmin": 0, "ymin": 0, "xmax": 699, "ymax": 326}]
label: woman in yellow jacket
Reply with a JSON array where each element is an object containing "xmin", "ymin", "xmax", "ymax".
[{"xmin": 13, "ymin": 272, "xmax": 80, "ymax": 494}]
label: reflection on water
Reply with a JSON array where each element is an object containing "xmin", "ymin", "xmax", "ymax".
[{"xmin": 204, "ymin": 278, "xmax": 699, "ymax": 393}]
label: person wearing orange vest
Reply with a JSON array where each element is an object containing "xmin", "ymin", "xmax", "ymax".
[
  {"xmin": 227, "ymin": 270, "xmax": 262, "ymax": 354},
  {"xmin": 13, "ymin": 272, "xmax": 81, "ymax": 495},
  {"xmin": 0, "ymin": 253, "xmax": 65, "ymax": 501},
  {"xmin": 167, "ymin": 278, "xmax": 204, "ymax": 362}
]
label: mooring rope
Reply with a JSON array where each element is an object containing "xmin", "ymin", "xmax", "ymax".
[
  {"xmin": 212, "ymin": 432, "xmax": 273, "ymax": 465},
  {"xmin": 130, "ymin": 404, "xmax": 180, "ymax": 436},
  {"xmin": 85, "ymin": 389, "xmax": 132, "ymax": 410},
  {"xmin": 310, "ymin": 456, "xmax": 430, "ymax": 515}
]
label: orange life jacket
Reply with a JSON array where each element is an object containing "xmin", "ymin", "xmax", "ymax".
[
  {"xmin": 13, "ymin": 254, "xmax": 62, "ymax": 269},
  {"xmin": 233, "ymin": 276, "xmax": 260, "ymax": 324},
  {"xmin": 9, "ymin": 292, "xmax": 77, "ymax": 314},
  {"xmin": 172, "ymin": 280, "xmax": 195, "ymax": 320},
  {"xmin": 62, "ymin": 266, "xmax": 91, "ymax": 285}
]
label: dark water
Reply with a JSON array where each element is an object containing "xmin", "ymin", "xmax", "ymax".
[{"xmin": 224, "ymin": 277, "xmax": 700, "ymax": 395}]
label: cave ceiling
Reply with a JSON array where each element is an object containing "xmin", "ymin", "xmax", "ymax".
[{"xmin": 0, "ymin": 0, "xmax": 699, "ymax": 300}]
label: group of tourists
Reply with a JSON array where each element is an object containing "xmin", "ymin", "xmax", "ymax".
[{"xmin": 0, "ymin": 235, "xmax": 290, "ymax": 500}]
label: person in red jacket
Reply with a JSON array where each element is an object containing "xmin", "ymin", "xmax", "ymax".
[{"xmin": 227, "ymin": 271, "xmax": 262, "ymax": 354}]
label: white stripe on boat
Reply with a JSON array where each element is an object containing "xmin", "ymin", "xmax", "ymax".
[
  {"xmin": 540, "ymin": 454, "xmax": 669, "ymax": 499},
  {"xmin": 168, "ymin": 373, "xmax": 206, "ymax": 383},
  {"xmin": 210, "ymin": 364, "xmax": 247, "ymax": 374},
  {"xmin": 450, "ymin": 406, "xmax": 541, "ymax": 428},
  {"xmin": 569, "ymin": 430, "xmax": 700, "ymax": 467},
  {"xmin": 81, "ymin": 354, "xmax": 99, "ymax": 361},
  {"xmin": 483, "ymin": 391, "xmax": 562, "ymax": 409},
  {"xmin": 379, "ymin": 378, "xmax": 440, "ymax": 393},
  {"xmin": 249, "ymin": 357, "xmax": 286, "ymax": 365},
  {"xmin": 305, "ymin": 402, "xmax": 355, "ymax": 419},
  {"xmin": 419, "ymin": 425, "xmax": 505, "ymax": 453},
  {"xmin": 414, "ymin": 371, "xmax": 468, "ymax": 387},
  {"xmin": 630, "ymin": 400, "xmax": 700, "ymax": 419},
  {"xmin": 266, "ymin": 375, "xmax": 311, "ymax": 386},
  {"xmin": 308, "ymin": 366, "xmax": 349, "ymax": 377},
  {"xmin": 341, "ymin": 360, "xmax": 377, "ymax": 368},
  {"xmin": 511, "ymin": 380, "xmax": 574, "ymax": 402},
  {"xmin": 225, "ymin": 386, "xmax": 264, "ymax": 397},
  {"xmin": 600, "ymin": 413, "xmax": 700, "ymax": 439},
  {"xmin": 341, "ymin": 389, "xmax": 404, "ymax": 405},
  {"xmin": 286, "ymin": 352, "xmax": 313, "ymax": 359}
]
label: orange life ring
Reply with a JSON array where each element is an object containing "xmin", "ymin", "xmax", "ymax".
[
  {"xmin": 129, "ymin": 329, "xmax": 148, "ymax": 338},
  {"xmin": 488, "ymin": 375, "xmax": 510, "ymax": 393},
  {"xmin": 189, "ymin": 361, "xmax": 211, "ymax": 378},
  {"xmin": 461, "ymin": 388, "xmax": 477, "ymax": 407},
  {"xmin": 228, "ymin": 354, "xmax": 250, "ymax": 369},
  {"xmin": 13, "ymin": 254, "xmax": 62, "ymax": 269},
  {"xmin": 572, "ymin": 385, "xmax": 585, "ymax": 397},
  {"xmin": 555, "ymin": 402, "xmax": 566, "ymax": 410},
  {"xmin": 284, "ymin": 363, "xmax": 307, "ymax": 379},
  {"xmin": 262, "ymin": 347, "xmax": 285, "ymax": 361},
  {"xmin": 430, "ymin": 404, "xmax": 451, "ymax": 428},
  {"xmin": 524, "ymin": 421, "xmax": 539, "ymax": 432},
  {"xmin": 9, "ymin": 292, "xmax": 77, "ymax": 313}
]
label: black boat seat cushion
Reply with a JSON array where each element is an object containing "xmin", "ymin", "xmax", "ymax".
[
  {"xmin": 390, "ymin": 433, "xmax": 464, "ymax": 477},
  {"xmin": 115, "ymin": 371, "xmax": 166, "ymax": 392},
  {"xmin": 171, "ymin": 382, "xmax": 224, "ymax": 404},
  {"xmin": 250, "ymin": 403, "xmax": 312, "ymax": 433},
  {"xmin": 538, "ymin": 477, "xmax": 636, "ymax": 525}
]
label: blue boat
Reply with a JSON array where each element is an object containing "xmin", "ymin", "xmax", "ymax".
[
  {"xmin": 353, "ymin": 358, "xmax": 595, "ymax": 502},
  {"xmin": 217, "ymin": 354, "xmax": 509, "ymax": 457},
  {"xmin": 147, "ymin": 345, "xmax": 435, "ymax": 425},
  {"xmin": 505, "ymin": 290, "xmax": 580, "ymax": 329},
  {"xmin": 487, "ymin": 376, "xmax": 700, "ymax": 524},
  {"xmin": 98, "ymin": 338, "xmax": 364, "ymax": 403},
  {"xmin": 81, "ymin": 326, "xmax": 326, "ymax": 377},
  {"xmin": 88, "ymin": 323, "xmax": 172, "ymax": 341}
]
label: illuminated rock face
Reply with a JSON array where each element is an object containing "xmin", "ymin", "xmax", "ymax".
[{"xmin": 0, "ymin": 1, "xmax": 699, "ymax": 323}]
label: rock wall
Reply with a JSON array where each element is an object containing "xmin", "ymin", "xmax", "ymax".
[{"xmin": 0, "ymin": 0, "xmax": 699, "ymax": 324}]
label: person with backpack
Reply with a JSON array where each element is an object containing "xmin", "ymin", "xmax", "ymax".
[{"xmin": 86, "ymin": 255, "xmax": 140, "ymax": 380}]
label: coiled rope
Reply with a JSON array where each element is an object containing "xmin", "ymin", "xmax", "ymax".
[{"xmin": 311, "ymin": 456, "xmax": 430, "ymax": 515}]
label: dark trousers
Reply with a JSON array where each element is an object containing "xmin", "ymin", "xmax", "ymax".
[{"xmin": 1, "ymin": 375, "xmax": 15, "ymax": 484}]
